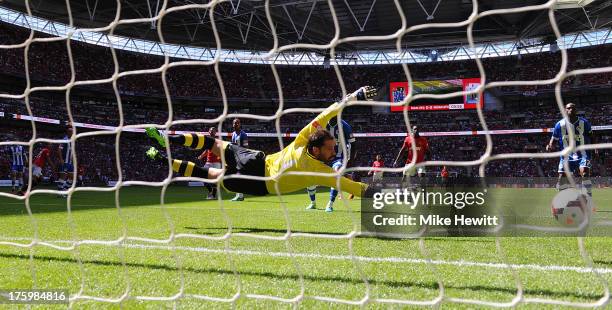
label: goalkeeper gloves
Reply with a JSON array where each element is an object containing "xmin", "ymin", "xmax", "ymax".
[{"xmin": 356, "ymin": 86, "xmax": 378, "ymax": 101}]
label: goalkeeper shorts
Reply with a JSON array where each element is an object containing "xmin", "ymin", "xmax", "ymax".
[{"xmin": 222, "ymin": 144, "xmax": 269, "ymax": 196}]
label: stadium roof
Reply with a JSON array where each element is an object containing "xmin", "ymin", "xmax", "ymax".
[{"xmin": 2, "ymin": 0, "xmax": 611, "ymax": 51}]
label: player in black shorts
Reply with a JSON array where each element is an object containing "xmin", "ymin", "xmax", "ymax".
[
  {"xmin": 146, "ymin": 132, "xmax": 269, "ymax": 195},
  {"xmin": 144, "ymin": 86, "xmax": 378, "ymax": 198}
]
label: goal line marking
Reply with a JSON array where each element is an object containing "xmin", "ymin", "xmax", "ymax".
[{"xmin": 1, "ymin": 237, "xmax": 611, "ymax": 275}]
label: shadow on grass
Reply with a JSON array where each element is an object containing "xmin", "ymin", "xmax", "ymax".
[
  {"xmin": 593, "ymin": 260, "xmax": 612, "ymax": 267},
  {"xmin": 0, "ymin": 186, "xmax": 240, "ymax": 216},
  {"xmin": 184, "ymin": 226, "xmax": 347, "ymax": 236},
  {"xmin": 0, "ymin": 252, "xmax": 604, "ymax": 301},
  {"xmin": 184, "ymin": 227, "xmax": 503, "ymax": 241}
]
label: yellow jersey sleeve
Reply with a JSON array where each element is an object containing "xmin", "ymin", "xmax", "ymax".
[
  {"xmin": 311, "ymin": 160, "xmax": 368, "ymax": 197},
  {"xmin": 294, "ymin": 102, "xmax": 342, "ymax": 147}
]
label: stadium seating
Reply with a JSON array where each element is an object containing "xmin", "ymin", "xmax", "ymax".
[{"xmin": 1, "ymin": 22, "xmax": 610, "ymax": 183}]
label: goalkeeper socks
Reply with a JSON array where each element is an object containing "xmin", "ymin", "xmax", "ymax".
[
  {"xmin": 582, "ymin": 179, "xmax": 592, "ymax": 197},
  {"xmin": 329, "ymin": 188, "xmax": 338, "ymax": 202},
  {"xmin": 170, "ymin": 134, "xmax": 215, "ymax": 150},
  {"xmin": 172, "ymin": 160, "xmax": 209, "ymax": 178}
]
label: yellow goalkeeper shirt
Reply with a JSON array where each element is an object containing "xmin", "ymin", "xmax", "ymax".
[{"xmin": 263, "ymin": 102, "xmax": 368, "ymax": 196}]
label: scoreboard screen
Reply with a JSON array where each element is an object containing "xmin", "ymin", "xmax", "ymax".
[{"xmin": 389, "ymin": 78, "xmax": 483, "ymax": 111}]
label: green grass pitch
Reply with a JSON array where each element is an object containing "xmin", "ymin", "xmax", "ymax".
[{"xmin": 0, "ymin": 186, "xmax": 610, "ymax": 309}]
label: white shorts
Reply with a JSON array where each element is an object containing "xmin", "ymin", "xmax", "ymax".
[
  {"xmin": 372, "ymin": 171, "xmax": 384, "ymax": 182},
  {"xmin": 403, "ymin": 165, "xmax": 426, "ymax": 177},
  {"xmin": 33, "ymin": 165, "xmax": 43, "ymax": 178},
  {"xmin": 204, "ymin": 162, "xmax": 222, "ymax": 169}
]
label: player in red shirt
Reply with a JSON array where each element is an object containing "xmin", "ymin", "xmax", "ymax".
[
  {"xmin": 77, "ymin": 165, "xmax": 86, "ymax": 186},
  {"xmin": 198, "ymin": 127, "xmax": 222, "ymax": 199},
  {"xmin": 393, "ymin": 126, "xmax": 431, "ymax": 180},
  {"xmin": 440, "ymin": 165, "xmax": 450, "ymax": 188},
  {"xmin": 440, "ymin": 165, "xmax": 449, "ymax": 178},
  {"xmin": 368, "ymin": 154, "xmax": 384, "ymax": 182},
  {"xmin": 18, "ymin": 144, "xmax": 56, "ymax": 195}
]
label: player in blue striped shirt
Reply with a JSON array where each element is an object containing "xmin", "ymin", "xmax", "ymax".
[
  {"xmin": 58, "ymin": 127, "xmax": 75, "ymax": 192},
  {"xmin": 305, "ymin": 118, "xmax": 356, "ymax": 212},
  {"xmin": 546, "ymin": 103, "xmax": 598, "ymax": 197},
  {"xmin": 230, "ymin": 118, "xmax": 248, "ymax": 201},
  {"xmin": 9, "ymin": 144, "xmax": 26, "ymax": 193}
]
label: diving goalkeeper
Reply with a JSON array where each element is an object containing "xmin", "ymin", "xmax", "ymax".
[{"xmin": 145, "ymin": 86, "xmax": 377, "ymax": 197}]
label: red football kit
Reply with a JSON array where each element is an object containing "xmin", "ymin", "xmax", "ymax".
[
  {"xmin": 33, "ymin": 148, "xmax": 50, "ymax": 167},
  {"xmin": 441, "ymin": 167, "xmax": 449, "ymax": 178},
  {"xmin": 403, "ymin": 136, "xmax": 429, "ymax": 164},
  {"xmin": 200, "ymin": 150, "xmax": 221, "ymax": 164},
  {"xmin": 372, "ymin": 160, "xmax": 384, "ymax": 172}
]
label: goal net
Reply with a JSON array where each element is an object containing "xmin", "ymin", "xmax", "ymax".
[{"xmin": 0, "ymin": 0, "xmax": 610, "ymax": 308}]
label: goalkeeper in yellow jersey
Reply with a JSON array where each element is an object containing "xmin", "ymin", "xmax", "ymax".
[{"xmin": 145, "ymin": 86, "xmax": 377, "ymax": 197}]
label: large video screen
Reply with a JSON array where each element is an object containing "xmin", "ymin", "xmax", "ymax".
[{"xmin": 389, "ymin": 78, "xmax": 484, "ymax": 111}]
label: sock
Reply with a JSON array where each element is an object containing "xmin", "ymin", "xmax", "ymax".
[
  {"xmin": 58, "ymin": 179, "xmax": 65, "ymax": 190},
  {"xmin": 307, "ymin": 186, "xmax": 316, "ymax": 203},
  {"xmin": 11, "ymin": 179, "xmax": 15, "ymax": 190},
  {"xmin": 19, "ymin": 177, "xmax": 23, "ymax": 188},
  {"xmin": 20, "ymin": 179, "xmax": 38, "ymax": 193},
  {"xmin": 169, "ymin": 134, "xmax": 215, "ymax": 150},
  {"xmin": 582, "ymin": 179, "xmax": 592, "ymax": 197},
  {"xmin": 205, "ymin": 183, "xmax": 214, "ymax": 195},
  {"xmin": 211, "ymin": 187, "xmax": 217, "ymax": 198},
  {"xmin": 172, "ymin": 160, "xmax": 209, "ymax": 178},
  {"xmin": 329, "ymin": 188, "xmax": 338, "ymax": 203}
]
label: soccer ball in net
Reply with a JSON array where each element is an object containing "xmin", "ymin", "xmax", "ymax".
[{"xmin": 551, "ymin": 188, "xmax": 593, "ymax": 227}]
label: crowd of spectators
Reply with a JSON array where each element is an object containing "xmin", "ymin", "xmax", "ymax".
[
  {"xmin": 1, "ymin": 22, "xmax": 612, "ymax": 101},
  {"xmin": 1, "ymin": 95, "xmax": 609, "ymax": 135},
  {"xmin": 1, "ymin": 21, "xmax": 611, "ymax": 184},
  {"xmin": 1, "ymin": 121, "xmax": 610, "ymax": 185}
]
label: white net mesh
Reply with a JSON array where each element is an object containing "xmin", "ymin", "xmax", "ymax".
[{"xmin": 0, "ymin": 0, "xmax": 611, "ymax": 308}]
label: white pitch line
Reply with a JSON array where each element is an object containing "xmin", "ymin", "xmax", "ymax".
[{"xmin": 1, "ymin": 237, "xmax": 611, "ymax": 275}]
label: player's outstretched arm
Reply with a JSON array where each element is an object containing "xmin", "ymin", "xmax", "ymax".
[
  {"xmin": 319, "ymin": 173, "xmax": 368, "ymax": 197},
  {"xmin": 545, "ymin": 137, "xmax": 556, "ymax": 152},
  {"xmin": 198, "ymin": 151, "xmax": 208, "ymax": 164},
  {"xmin": 294, "ymin": 86, "xmax": 377, "ymax": 147},
  {"xmin": 587, "ymin": 121, "xmax": 599, "ymax": 156},
  {"xmin": 547, "ymin": 122, "xmax": 561, "ymax": 152},
  {"xmin": 393, "ymin": 146, "xmax": 405, "ymax": 167}
]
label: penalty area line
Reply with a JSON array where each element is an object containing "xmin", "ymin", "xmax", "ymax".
[{"xmin": 1, "ymin": 237, "xmax": 612, "ymax": 275}]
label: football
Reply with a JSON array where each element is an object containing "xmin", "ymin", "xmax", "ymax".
[{"xmin": 551, "ymin": 188, "xmax": 593, "ymax": 227}]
